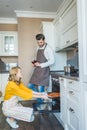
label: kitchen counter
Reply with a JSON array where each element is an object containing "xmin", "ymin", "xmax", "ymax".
[
  {"xmin": 50, "ymin": 71, "xmax": 79, "ymax": 81},
  {"xmin": 0, "ymin": 70, "xmax": 9, "ymax": 73}
]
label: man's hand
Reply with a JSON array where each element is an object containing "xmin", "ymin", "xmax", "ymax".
[{"xmin": 34, "ymin": 62, "xmax": 41, "ymax": 67}]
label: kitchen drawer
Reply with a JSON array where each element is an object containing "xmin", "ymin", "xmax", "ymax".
[
  {"xmin": 66, "ymin": 79, "xmax": 80, "ymax": 91},
  {"xmin": 67, "ymin": 88, "xmax": 80, "ymax": 103},
  {"xmin": 66, "ymin": 100, "xmax": 80, "ymax": 130}
]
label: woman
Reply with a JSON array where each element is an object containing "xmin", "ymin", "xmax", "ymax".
[{"xmin": 2, "ymin": 66, "xmax": 48, "ymax": 128}]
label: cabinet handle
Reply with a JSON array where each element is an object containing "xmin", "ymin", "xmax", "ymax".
[
  {"xmin": 69, "ymin": 91, "xmax": 74, "ymax": 95},
  {"xmin": 66, "ymin": 40, "xmax": 70, "ymax": 44},
  {"xmin": 69, "ymin": 107, "xmax": 75, "ymax": 113},
  {"xmin": 60, "ymin": 78, "xmax": 64, "ymax": 81},
  {"xmin": 68, "ymin": 81, "xmax": 73, "ymax": 84}
]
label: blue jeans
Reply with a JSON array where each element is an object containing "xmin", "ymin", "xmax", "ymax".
[{"xmin": 28, "ymin": 83, "xmax": 45, "ymax": 102}]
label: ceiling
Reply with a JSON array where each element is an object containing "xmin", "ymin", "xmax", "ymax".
[{"xmin": 0, "ymin": 0, "xmax": 64, "ymax": 18}]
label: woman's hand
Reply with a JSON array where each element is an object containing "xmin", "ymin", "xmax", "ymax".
[
  {"xmin": 40, "ymin": 92, "xmax": 49, "ymax": 100},
  {"xmin": 32, "ymin": 91, "xmax": 49, "ymax": 100}
]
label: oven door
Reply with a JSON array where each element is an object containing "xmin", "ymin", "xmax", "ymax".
[
  {"xmin": 33, "ymin": 99, "xmax": 60, "ymax": 113},
  {"xmin": 33, "ymin": 76, "xmax": 60, "ymax": 113}
]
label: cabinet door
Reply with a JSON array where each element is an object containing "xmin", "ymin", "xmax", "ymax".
[
  {"xmin": 77, "ymin": 0, "xmax": 87, "ymax": 82},
  {"xmin": 54, "ymin": 20, "xmax": 62, "ymax": 50},
  {"xmin": 59, "ymin": 77, "xmax": 67, "ymax": 127},
  {"xmin": 40, "ymin": 22, "xmax": 55, "ymax": 50},
  {"xmin": 84, "ymin": 86, "xmax": 87, "ymax": 130},
  {"xmin": 0, "ymin": 34, "xmax": 3, "ymax": 55},
  {"xmin": 61, "ymin": 1, "xmax": 77, "ymax": 48},
  {"xmin": 61, "ymin": 2, "xmax": 77, "ymax": 31},
  {"xmin": 2, "ymin": 33, "xmax": 18, "ymax": 56},
  {"xmin": 66, "ymin": 100, "xmax": 80, "ymax": 130},
  {"xmin": 62, "ymin": 23, "xmax": 78, "ymax": 47},
  {"xmin": 1, "ymin": 73, "xmax": 9, "ymax": 99},
  {"xmin": 65, "ymin": 79, "xmax": 81, "ymax": 130}
]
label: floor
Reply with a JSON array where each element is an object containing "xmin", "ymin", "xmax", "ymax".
[{"xmin": 0, "ymin": 100, "xmax": 64, "ymax": 130}]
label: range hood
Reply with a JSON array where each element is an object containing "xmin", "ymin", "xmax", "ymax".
[{"xmin": 56, "ymin": 42, "xmax": 78, "ymax": 52}]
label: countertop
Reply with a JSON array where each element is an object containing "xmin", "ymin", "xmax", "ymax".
[
  {"xmin": 50, "ymin": 71, "xmax": 79, "ymax": 81},
  {"xmin": 0, "ymin": 70, "xmax": 9, "ymax": 74}
]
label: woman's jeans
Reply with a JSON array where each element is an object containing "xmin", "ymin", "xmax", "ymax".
[{"xmin": 28, "ymin": 83, "xmax": 45, "ymax": 102}]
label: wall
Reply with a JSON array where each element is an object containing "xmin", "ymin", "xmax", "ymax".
[
  {"xmin": 0, "ymin": 18, "xmax": 53, "ymax": 85},
  {"xmin": 18, "ymin": 18, "xmax": 53, "ymax": 85},
  {"xmin": 0, "ymin": 24, "xmax": 17, "ymax": 31}
]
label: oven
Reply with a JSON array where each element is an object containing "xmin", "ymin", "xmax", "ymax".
[
  {"xmin": 51, "ymin": 74, "xmax": 60, "ymax": 112},
  {"xmin": 33, "ymin": 72, "xmax": 60, "ymax": 113}
]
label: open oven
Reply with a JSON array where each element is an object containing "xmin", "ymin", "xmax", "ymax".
[{"xmin": 33, "ymin": 73, "xmax": 60, "ymax": 113}]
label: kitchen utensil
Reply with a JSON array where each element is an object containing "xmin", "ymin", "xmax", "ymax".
[{"xmin": 48, "ymin": 92, "xmax": 60, "ymax": 98}]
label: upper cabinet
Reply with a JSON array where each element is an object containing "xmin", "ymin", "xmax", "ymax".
[
  {"xmin": 54, "ymin": 0, "xmax": 78, "ymax": 51},
  {"xmin": 40, "ymin": 22, "xmax": 55, "ymax": 51},
  {"xmin": 61, "ymin": 1, "xmax": 77, "ymax": 48},
  {"xmin": 0, "ymin": 31, "xmax": 18, "ymax": 56},
  {"xmin": 54, "ymin": 20, "xmax": 62, "ymax": 50},
  {"xmin": 40, "ymin": 21, "xmax": 67, "ymax": 70},
  {"xmin": 61, "ymin": 1, "xmax": 77, "ymax": 31}
]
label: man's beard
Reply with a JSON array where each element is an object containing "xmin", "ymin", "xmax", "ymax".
[{"xmin": 39, "ymin": 44, "xmax": 45, "ymax": 48}]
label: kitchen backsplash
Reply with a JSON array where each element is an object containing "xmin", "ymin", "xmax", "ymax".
[
  {"xmin": 67, "ymin": 48, "xmax": 79, "ymax": 69},
  {"xmin": 0, "ymin": 58, "xmax": 18, "ymax": 71}
]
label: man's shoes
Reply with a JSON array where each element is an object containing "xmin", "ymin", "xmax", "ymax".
[{"xmin": 6, "ymin": 117, "xmax": 19, "ymax": 128}]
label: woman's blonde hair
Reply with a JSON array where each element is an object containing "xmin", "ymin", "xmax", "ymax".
[{"xmin": 8, "ymin": 66, "xmax": 21, "ymax": 85}]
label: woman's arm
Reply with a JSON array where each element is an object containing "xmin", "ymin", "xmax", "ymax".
[{"xmin": 32, "ymin": 91, "xmax": 48, "ymax": 100}]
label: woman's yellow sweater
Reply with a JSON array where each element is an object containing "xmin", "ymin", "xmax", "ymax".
[{"xmin": 4, "ymin": 81, "xmax": 33, "ymax": 100}]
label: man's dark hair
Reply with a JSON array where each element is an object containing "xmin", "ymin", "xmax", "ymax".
[{"xmin": 36, "ymin": 34, "xmax": 45, "ymax": 40}]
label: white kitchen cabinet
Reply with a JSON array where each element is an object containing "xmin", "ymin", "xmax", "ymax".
[
  {"xmin": 62, "ymin": 22, "xmax": 78, "ymax": 47},
  {"xmin": 77, "ymin": 0, "xmax": 87, "ymax": 83},
  {"xmin": 54, "ymin": 19, "xmax": 62, "ymax": 50},
  {"xmin": 53, "ymin": 0, "xmax": 78, "ymax": 50},
  {"xmin": 81, "ymin": 83, "xmax": 87, "ymax": 130},
  {"xmin": 61, "ymin": 1, "xmax": 78, "ymax": 48},
  {"xmin": 65, "ymin": 79, "xmax": 81, "ymax": 130},
  {"xmin": 40, "ymin": 22, "xmax": 55, "ymax": 50},
  {"xmin": 0, "ymin": 34, "xmax": 3, "ymax": 54},
  {"xmin": 77, "ymin": 0, "xmax": 87, "ymax": 129},
  {"xmin": 0, "ymin": 31, "xmax": 18, "ymax": 56},
  {"xmin": 0, "ymin": 73, "xmax": 9, "ymax": 103},
  {"xmin": 40, "ymin": 21, "xmax": 67, "ymax": 70},
  {"xmin": 59, "ymin": 77, "xmax": 67, "ymax": 128},
  {"xmin": 61, "ymin": 1, "xmax": 77, "ymax": 32}
]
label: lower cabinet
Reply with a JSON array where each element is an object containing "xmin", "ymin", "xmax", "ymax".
[
  {"xmin": 0, "ymin": 73, "xmax": 9, "ymax": 103},
  {"xmin": 66, "ymin": 99, "xmax": 80, "ymax": 130},
  {"xmin": 59, "ymin": 77, "xmax": 82, "ymax": 130},
  {"xmin": 65, "ymin": 79, "xmax": 81, "ymax": 130},
  {"xmin": 59, "ymin": 77, "xmax": 67, "ymax": 128},
  {"xmin": 82, "ymin": 83, "xmax": 87, "ymax": 130}
]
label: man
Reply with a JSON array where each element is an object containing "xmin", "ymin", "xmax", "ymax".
[{"xmin": 28, "ymin": 33, "xmax": 55, "ymax": 102}]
